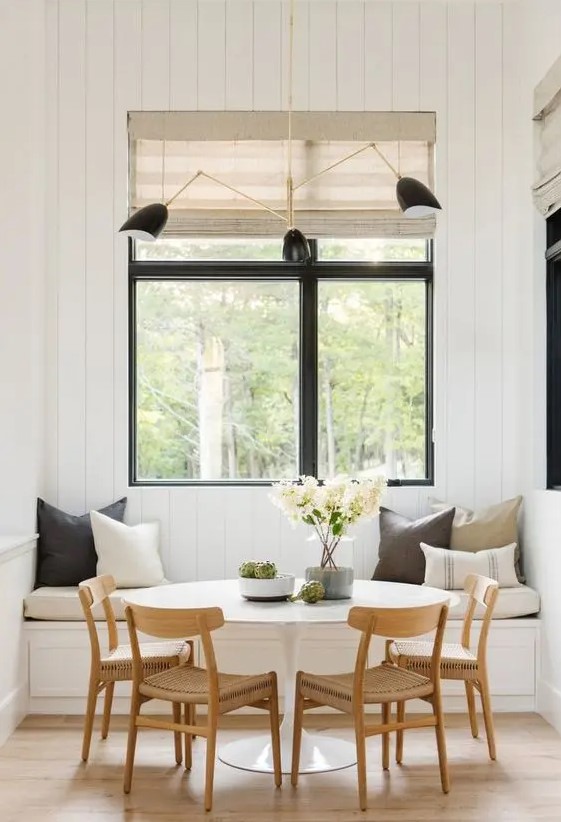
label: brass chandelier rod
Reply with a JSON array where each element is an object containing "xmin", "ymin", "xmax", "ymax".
[
  {"xmin": 294, "ymin": 142, "xmax": 401, "ymax": 192},
  {"xmin": 286, "ymin": 0, "xmax": 295, "ymax": 228},
  {"xmin": 165, "ymin": 169, "xmax": 287, "ymax": 222}
]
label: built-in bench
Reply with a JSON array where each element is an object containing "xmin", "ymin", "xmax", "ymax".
[{"xmin": 22, "ymin": 583, "xmax": 541, "ymax": 715}]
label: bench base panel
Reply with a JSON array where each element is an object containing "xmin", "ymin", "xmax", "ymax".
[{"xmin": 23, "ymin": 619, "xmax": 540, "ymax": 715}]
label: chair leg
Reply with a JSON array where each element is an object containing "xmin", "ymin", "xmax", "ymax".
[
  {"xmin": 464, "ymin": 681, "xmax": 479, "ymax": 738},
  {"xmin": 173, "ymin": 702, "xmax": 183, "ymax": 765},
  {"xmin": 184, "ymin": 703, "xmax": 192, "ymax": 770},
  {"xmin": 204, "ymin": 712, "xmax": 218, "ymax": 813},
  {"xmin": 101, "ymin": 681, "xmax": 115, "ymax": 740},
  {"xmin": 190, "ymin": 703, "xmax": 197, "ymax": 739},
  {"xmin": 382, "ymin": 702, "xmax": 390, "ymax": 771},
  {"xmin": 396, "ymin": 701, "xmax": 405, "ymax": 764},
  {"xmin": 269, "ymin": 679, "xmax": 282, "ymax": 788},
  {"xmin": 81, "ymin": 675, "xmax": 99, "ymax": 762},
  {"xmin": 291, "ymin": 679, "xmax": 305, "ymax": 787},
  {"xmin": 432, "ymin": 690, "xmax": 450, "ymax": 794},
  {"xmin": 479, "ymin": 675, "xmax": 497, "ymax": 761},
  {"xmin": 123, "ymin": 690, "xmax": 141, "ymax": 794},
  {"xmin": 354, "ymin": 714, "xmax": 368, "ymax": 811}
]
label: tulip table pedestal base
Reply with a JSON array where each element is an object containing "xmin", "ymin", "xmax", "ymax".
[{"xmin": 218, "ymin": 623, "xmax": 357, "ymax": 775}]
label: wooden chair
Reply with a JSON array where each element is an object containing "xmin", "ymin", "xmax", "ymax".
[
  {"xmin": 291, "ymin": 602, "xmax": 450, "ymax": 811},
  {"xmin": 123, "ymin": 603, "xmax": 282, "ymax": 812},
  {"xmin": 387, "ymin": 573, "xmax": 499, "ymax": 760},
  {"xmin": 78, "ymin": 575, "xmax": 192, "ymax": 762}
]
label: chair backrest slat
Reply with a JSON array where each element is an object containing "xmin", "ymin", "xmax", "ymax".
[
  {"xmin": 461, "ymin": 573, "xmax": 499, "ymax": 658},
  {"xmin": 124, "ymin": 603, "xmax": 224, "ymax": 639},
  {"xmin": 348, "ymin": 602, "xmax": 448, "ymax": 639},
  {"xmin": 79, "ymin": 574, "xmax": 119, "ymax": 656}
]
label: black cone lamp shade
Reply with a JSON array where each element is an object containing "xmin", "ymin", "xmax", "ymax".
[
  {"xmin": 396, "ymin": 177, "xmax": 442, "ymax": 218},
  {"xmin": 119, "ymin": 203, "xmax": 169, "ymax": 240},
  {"xmin": 282, "ymin": 228, "xmax": 311, "ymax": 262}
]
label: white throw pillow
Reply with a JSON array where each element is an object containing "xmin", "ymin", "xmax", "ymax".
[
  {"xmin": 421, "ymin": 542, "xmax": 520, "ymax": 590},
  {"xmin": 91, "ymin": 510, "xmax": 165, "ymax": 588}
]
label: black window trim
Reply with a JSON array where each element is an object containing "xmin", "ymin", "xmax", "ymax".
[
  {"xmin": 547, "ymin": 213, "xmax": 561, "ymax": 489},
  {"xmin": 128, "ymin": 238, "xmax": 434, "ymax": 487}
]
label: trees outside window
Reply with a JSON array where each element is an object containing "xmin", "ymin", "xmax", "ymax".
[{"xmin": 131, "ymin": 238, "xmax": 432, "ymax": 485}]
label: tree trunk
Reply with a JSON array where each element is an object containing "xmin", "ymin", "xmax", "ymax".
[
  {"xmin": 224, "ymin": 374, "xmax": 237, "ymax": 478},
  {"xmin": 292, "ymin": 370, "xmax": 299, "ymax": 473},
  {"xmin": 353, "ymin": 385, "xmax": 372, "ymax": 472},
  {"xmin": 384, "ymin": 290, "xmax": 397, "ymax": 478},
  {"xmin": 197, "ymin": 334, "xmax": 224, "ymax": 479},
  {"xmin": 323, "ymin": 359, "xmax": 336, "ymax": 477}
]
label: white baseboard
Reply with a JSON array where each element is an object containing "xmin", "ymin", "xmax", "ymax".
[
  {"xmin": 0, "ymin": 685, "xmax": 28, "ymax": 747},
  {"xmin": 537, "ymin": 677, "xmax": 561, "ymax": 734},
  {"xmin": 28, "ymin": 693, "xmax": 535, "ymax": 717}
]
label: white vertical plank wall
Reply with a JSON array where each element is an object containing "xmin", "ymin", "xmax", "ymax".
[
  {"xmin": 0, "ymin": 0, "xmax": 46, "ymax": 533},
  {"xmin": 474, "ymin": 2, "xmax": 503, "ymax": 509},
  {"xmin": 57, "ymin": 0, "xmax": 87, "ymax": 515},
  {"xmin": 85, "ymin": 0, "xmax": 115, "ymax": 510},
  {"xmin": 44, "ymin": 0, "xmax": 522, "ymax": 582},
  {"xmin": 444, "ymin": 2, "xmax": 476, "ymax": 507}
]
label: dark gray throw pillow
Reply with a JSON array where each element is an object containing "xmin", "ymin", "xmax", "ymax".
[
  {"xmin": 372, "ymin": 506, "xmax": 455, "ymax": 585},
  {"xmin": 36, "ymin": 497, "xmax": 127, "ymax": 587}
]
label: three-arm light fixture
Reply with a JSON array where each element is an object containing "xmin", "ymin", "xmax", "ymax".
[{"xmin": 119, "ymin": 0, "xmax": 442, "ymax": 260}]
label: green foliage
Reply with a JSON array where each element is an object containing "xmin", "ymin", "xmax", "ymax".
[{"xmin": 135, "ymin": 239, "xmax": 427, "ymax": 481}]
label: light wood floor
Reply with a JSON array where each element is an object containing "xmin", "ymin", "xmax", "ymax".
[{"xmin": 1, "ymin": 713, "xmax": 560, "ymax": 821}]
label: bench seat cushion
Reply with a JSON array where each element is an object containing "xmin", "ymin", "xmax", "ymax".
[
  {"xmin": 23, "ymin": 583, "xmax": 540, "ymax": 622},
  {"xmin": 447, "ymin": 584, "xmax": 540, "ymax": 620},
  {"xmin": 23, "ymin": 586, "xmax": 148, "ymax": 621}
]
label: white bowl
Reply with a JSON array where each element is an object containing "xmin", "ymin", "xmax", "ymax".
[{"xmin": 238, "ymin": 573, "xmax": 295, "ymax": 601}]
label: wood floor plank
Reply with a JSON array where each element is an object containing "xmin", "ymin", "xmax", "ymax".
[{"xmin": 0, "ymin": 714, "xmax": 560, "ymax": 820}]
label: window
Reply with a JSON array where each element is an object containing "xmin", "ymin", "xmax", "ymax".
[{"xmin": 130, "ymin": 238, "xmax": 433, "ymax": 485}]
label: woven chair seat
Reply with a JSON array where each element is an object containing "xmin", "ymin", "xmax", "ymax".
[
  {"xmin": 100, "ymin": 641, "xmax": 190, "ymax": 682},
  {"xmin": 390, "ymin": 640, "xmax": 479, "ymax": 681},
  {"xmin": 299, "ymin": 663, "xmax": 433, "ymax": 713},
  {"xmin": 140, "ymin": 665, "xmax": 276, "ymax": 713}
]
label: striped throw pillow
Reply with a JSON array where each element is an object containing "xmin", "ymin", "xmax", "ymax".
[{"xmin": 421, "ymin": 542, "xmax": 519, "ymax": 590}]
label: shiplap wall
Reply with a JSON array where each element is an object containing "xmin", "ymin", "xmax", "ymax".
[
  {"xmin": 0, "ymin": 0, "xmax": 46, "ymax": 534},
  {"xmin": 43, "ymin": 0, "xmax": 526, "ymax": 581}
]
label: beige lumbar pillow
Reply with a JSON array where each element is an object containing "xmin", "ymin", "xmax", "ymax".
[
  {"xmin": 421, "ymin": 542, "xmax": 519, "ymax": 590},
  {"xmin": 91, "ymin": 510, "xmax": 165, "ymax": 588},
  {"xmin": 429, "ymin": 496, "xmax": 523, "ymax": 580}
]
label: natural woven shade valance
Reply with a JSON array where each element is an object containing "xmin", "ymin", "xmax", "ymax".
[
  {"xmin": 128, "ymin": 111, "xmax": 437, "ymax": 239},
  {"xmin": 533, "ymin": 56, "xmax": 561, "ymax": 216}
]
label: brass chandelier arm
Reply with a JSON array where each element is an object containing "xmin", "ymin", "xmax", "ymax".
[
  {"xmin": 165, "ymin": 171, "xmax": 203, "ymax": 206},
  {"xmin": 164, "ymin": 169, "xmax": 288, "ymax": 223},
  {"xmin": 292, "ymin": 141, "xmax": 401, "ymax": 193},
  {"xmin": 371, "ymin": 143, "xmax": 401, "ymax": 180},
  {"xmin": 199, "ymin": 172, "xmax": 288, "ymax": 222}
]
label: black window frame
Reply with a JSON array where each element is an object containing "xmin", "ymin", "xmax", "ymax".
[
  {"xmin": 128, "ymin": 238, "xmax": 434, "ymax": 487},
  {"xmin": 546, "ymin": 212, "xmax": 561, "ymax": 488}
]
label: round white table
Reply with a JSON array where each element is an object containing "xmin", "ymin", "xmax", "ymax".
[{"xmin": 123, "ymin": 579, "xmax": 459, "ymax": 776}]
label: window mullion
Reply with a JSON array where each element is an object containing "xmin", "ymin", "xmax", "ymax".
[{"xmin": 300, "ymin": 274, "xmax": 318, "ymax": 477}]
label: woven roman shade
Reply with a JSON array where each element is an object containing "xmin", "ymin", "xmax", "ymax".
[
  {"xmin": 534, "ymin": 56, "xmax": 561, "ymax": 216},
  {"xmin": 128, "ymin": 111, "xmax": 437, "ymax": 238}
]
